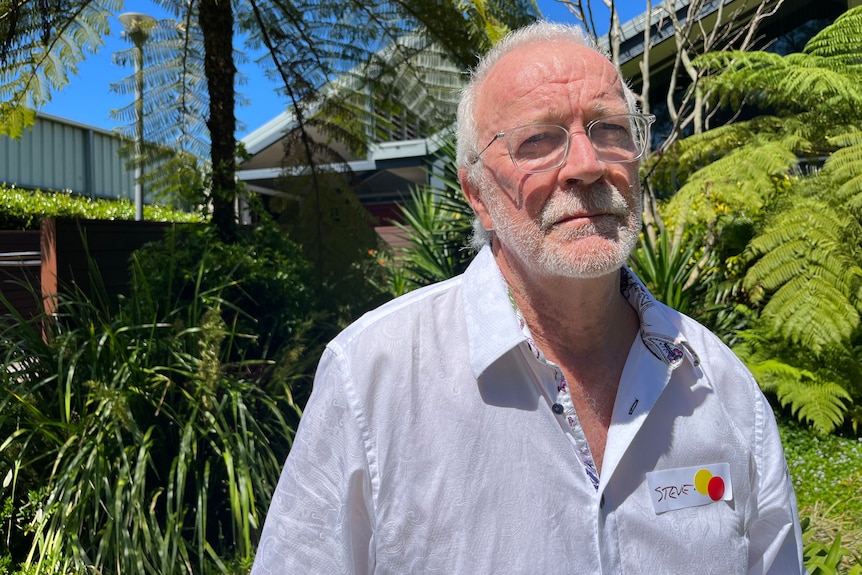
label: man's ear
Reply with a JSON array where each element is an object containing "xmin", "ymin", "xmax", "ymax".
[{"xmin": 458, "ymin": 167, "xmax": 494, "ymax": 231}]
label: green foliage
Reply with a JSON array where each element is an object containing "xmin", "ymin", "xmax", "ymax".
[
  {"xmin": 0, "ymin": 228, "xmax": 317, "ymax": 573},
  {"xmin": 736, "ymin": 169, "xmax": 862, "ymax": 433},
  {"xmin": 0, "ymin": 184, "xmax": 203, "ymax": 230},
  {"xmin": 781, "ymin": 418, "xmax": 862, "ymax": 574},
  {"xmin": 657, "ymin": 140, "xmax": 799, "ymax": 230},
  {"xmin": 654, "ymin": 7, "xmax": 862, "ymax": 433},
  {"xmin": 803, "ymin": 516, "xmax": 862, "ymax": 575},
  {"xmin": 394, "ymin": 186, "xmax": 474, "ymax": 289},
  {"xmin": 131, "ymin": 219, "xmax": 322, "ymax": 361},
  {"xmin": 780, "ymin": 419, "xmax": 862, "ymax": 512},
  {"xmin": 263, "ymin": 173, "xmax": 392, "ymax": 326},
  {"xmin": 734, "ymin": 329, "xmax": 856, "ymax": 434},
  {"xmin": 744, "ymin": 191, "xmax": 862, "ymax": 354},
  {"xmin": 385, "ymin": 136, "xmax": 476, "ymax": 292},
  {"xmin": 628, "ymin": 226, "xmax": 709, "ymax": 315}
]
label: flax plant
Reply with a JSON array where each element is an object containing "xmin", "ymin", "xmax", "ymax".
[{"xmin": 0, "ymin": 255, "xmax": 305, "ymax": 573}]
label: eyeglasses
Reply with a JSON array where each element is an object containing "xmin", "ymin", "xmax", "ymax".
[{"xmin": 472, "ymin": 113, "xmax": 656, "ymax": 173}]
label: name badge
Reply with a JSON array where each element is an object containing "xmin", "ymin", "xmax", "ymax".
[{"xmin": 646, "ymin": 463, "xmax": 732, "ymax": 514}]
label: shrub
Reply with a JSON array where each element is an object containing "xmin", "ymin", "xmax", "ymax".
[
  {"xmin": 131, "ymin": 220, "xmax": 323, "ymax": 361},
  {"xmin": 0, "ymin": 226, "xmax": 319, "ymax": 573},
  {"xmin": 0, "ymin": 184, "xmax": 202, "ymax": 230}
]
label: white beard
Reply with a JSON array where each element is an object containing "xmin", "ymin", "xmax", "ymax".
[{"xmin": 481, "ymin": 178, "xmax": 642, "ymax": 279}]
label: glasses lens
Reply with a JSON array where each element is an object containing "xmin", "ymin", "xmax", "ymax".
[
  {"xmin": 589, "ymin": 115, "xmax": 646, "ymax": 163},
  {"xmin": 507, "ymin": 124, "xmax": 569, "ymax": 173},
  {"xmin": 500, "ymin": 115, "xmax": 651, "ymax": 173}
]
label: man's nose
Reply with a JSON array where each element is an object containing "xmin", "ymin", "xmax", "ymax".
[{"xmin": 556, "ymin": 131, "xmax": 604, "ymax": 184}]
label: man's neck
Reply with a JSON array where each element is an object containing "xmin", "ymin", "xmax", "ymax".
[{"xmin": 493, "ymin": 243, "xmax": 639, "ymax": 371}]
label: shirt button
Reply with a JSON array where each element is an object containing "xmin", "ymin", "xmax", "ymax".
[
  {"xmin": 552, "ymin": 403, "xmax": 564, "ymax": 414},
  {"xmin": 600, "ymin": 495, "xmax": 605, "ymax": 509}
]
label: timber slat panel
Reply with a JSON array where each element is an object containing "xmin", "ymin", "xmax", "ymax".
[{"xmin": 0, "ymin": 230, "xmax": 41, "ymax": 319}]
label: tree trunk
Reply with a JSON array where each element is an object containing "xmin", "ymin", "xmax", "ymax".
[{"xmin": 199, "ymin": 0, "xmax": 237, "ymax": 242}]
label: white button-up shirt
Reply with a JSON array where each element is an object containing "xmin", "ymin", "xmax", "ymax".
[{"xmin": 253, "ymin": 246, "xmax": 804, "ymax": 574}]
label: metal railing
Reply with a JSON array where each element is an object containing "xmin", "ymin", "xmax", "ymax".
[{"xmin": 0, "ymin": 251, "xmax": 40, "ymax": 267}]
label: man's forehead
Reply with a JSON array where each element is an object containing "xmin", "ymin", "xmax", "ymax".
[
  {"xmin": 509, "ymin": 45, "xmax": 606, "ymax": 82},
  {"xmin": 479, "ymin": 41, "xmax": 624, "ymax": 108}
]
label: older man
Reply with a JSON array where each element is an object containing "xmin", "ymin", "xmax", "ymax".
[{"xmin": 252, "ymin": 21, "xmax": 804, "ymax": 574}]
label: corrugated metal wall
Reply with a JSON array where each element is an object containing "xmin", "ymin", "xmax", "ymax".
[{"xmin": 0, "ymin": 113, "xmax": 136, "ymax": 201}]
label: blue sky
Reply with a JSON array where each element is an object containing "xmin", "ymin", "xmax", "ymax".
[{"xmin": 40, "ymin": 1, "xmax": 643, "ymax": 138}]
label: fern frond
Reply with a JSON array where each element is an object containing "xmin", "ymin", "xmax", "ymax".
[
  {"xmin": 743, "ymin": 358, "xmax": 814, "ymax": 393},
  {"xmin": 746, "ymin": 200, "xmax": 856, "ymax": 260},
  {"xmin": 702, "ymin": 52, "xmax": 862, "ymax": 115},
  {"xmin": 824, "ymin": 140, "xmax": 862, "ymax": 215},
  {"xmin": 744, "ymin": 239, "xmax": 810, "ymax": 290},
  {"xmin": 840, "ymin": 177, "xmax": 862, "ymax": 218},
  {"xmin": 804, "ymin": 5, "xmax": 862, "ymax": 67},
  {"xmin": 666, "ymin": 142, "xmax": 797, "ymax": 228},
  {"xmin": 763, "ymin": 275, "xmax": 859, "ymax": 352},
  {"xmin": 695, "ymin": 50, "xmax": 786, "ymax": 109},
  {"xmin": 735, "ymin": 332, "xmax": 853, "ymax": 433},
  {"xmin": 780, "ymin": 380, "xmax": 851, "ymax": 434},
  {"xmin": 774, "ymin": 54, "xmax": 862, "ymax": 112},
  {"xmin": 745, "ymin": 195, "xmax": 862, "ymax": 352}
]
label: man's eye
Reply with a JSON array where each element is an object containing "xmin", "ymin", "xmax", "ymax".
[
  {"xmin": 594, "ymin": 122, "xmax": 630, "ymax": 135},
  {"xmin": 591, "ymin": 122, "xmax": 634, "ymax": 147},
  {"xmin": 523, "ymin": 132, "xmax": 552, "ymax": 144},
  {"xmin": 519, "ymin": 130, "xmax": 563, "ymax": 150}
]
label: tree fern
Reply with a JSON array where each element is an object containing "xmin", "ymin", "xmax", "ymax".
[
  {"xmin": 1, "ymin": 0, "xmax": 540, "ymax": 235},
  {"xmin": 746, "ymin": 189, "xmax": 862, "ymax": 344},
  {"xmin": 661, "ymin": 8, "xmax": 862, "ymax": 432},
  {"xmin": 0, "ymin": 0, "xmax": 116, "ymax": 137},
  {"xmin": 662, "ymin": 142, "xmax": 797, "ymax": 230}
]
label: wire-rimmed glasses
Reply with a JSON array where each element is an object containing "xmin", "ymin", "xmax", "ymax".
[{"xmin": 472, "ymin": 113, "xmax": 656, "ymax": 173}]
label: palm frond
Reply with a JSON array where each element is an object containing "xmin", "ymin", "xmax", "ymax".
[{"xmin": 393, "ymin": 136, "xmax": 474, "ymax": 288}]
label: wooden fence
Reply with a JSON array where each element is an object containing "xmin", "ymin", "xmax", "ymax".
[{"xmin": 0, "ymin": 218, "xmax": 175, "ymax": 321}]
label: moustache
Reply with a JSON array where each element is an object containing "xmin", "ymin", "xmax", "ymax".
[{"xmin": 539, "ymin": 182, "xmax": 630, "ymax": 231}]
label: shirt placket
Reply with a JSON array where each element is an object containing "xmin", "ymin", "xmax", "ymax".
[
  {"xmin": 553, "ymin": 370, "xmax": 601, "ymax": 491},
  {"xmin": 512, "ymin": 295, "xmax": 602, "ymax": 492}
]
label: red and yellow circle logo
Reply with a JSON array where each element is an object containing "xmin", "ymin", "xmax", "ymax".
[{"xmin": 694, "ymin": 468, "xmax": 725, "ymax": 501}]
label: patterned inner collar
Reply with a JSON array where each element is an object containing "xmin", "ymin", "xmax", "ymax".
[{"xmin": 507, "ymin": 267, "xmax": 699, "ymax": 369}]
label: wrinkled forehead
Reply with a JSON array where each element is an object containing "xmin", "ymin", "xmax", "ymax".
[{"xmin": 477, "ymin": 41, "xmax": 627, "ymax": 122}]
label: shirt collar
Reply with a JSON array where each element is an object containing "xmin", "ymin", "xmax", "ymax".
[
  {"xmin": 619, "ymin": 266, "xmax": 701, "ymax": 369},
  {"xmin": 462, "ymin": 246, "xmax": 700, "ymax": 378},
  {"xmin": 462, "ymin": 246, "xmax": 527, "ymax": 378}
]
